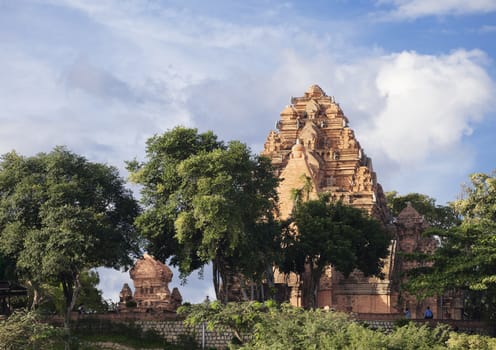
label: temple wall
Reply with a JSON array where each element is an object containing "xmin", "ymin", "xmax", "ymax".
[{"xmin": 332, "ymin": 294, "xmax": 392, "ymax": 314}]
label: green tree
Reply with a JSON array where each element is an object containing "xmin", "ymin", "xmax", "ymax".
[
  {"xmin": 36, "ymin": 270, "xmax": 107, "ymax": 315},
  {"xmin": 75, "ymin": 269, "xmax": 107, "ymax": 313},
  {"xmin": 0, "ymin": 147, "xmax": 140, "ymax": 346},
  {"xmin": 278, "ymin": 195, "xmax": 390, "ymax": 308},
  {"xmin": 386, "ymin": 191, "xmax": 460, "ymax": 229},
  {"xmin": 179, "ymin": 300, "xmax": 276, "ymax": 345},
  {"xmin": 406, "ymin": 171, "xmax": 496, "ymax": 324},
  {"xmin": 128, "ymin": 127, "xmax": 279, "ymax": 300}
]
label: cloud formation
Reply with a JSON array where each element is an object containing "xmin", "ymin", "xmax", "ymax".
[
  {"xmin": 354, "ymin": 50, "xmax": 494, "ymax": 201},
  {"xmin": 2, "ymin": 0, "xmax": 495, "ymax": 302},
  {"xmin": 364, "ymin": 49, "xmax": 494, "ymax": 163},
  {"xmin": 377, "ymin": 0, "xmax": 496, "ymax": 19}
]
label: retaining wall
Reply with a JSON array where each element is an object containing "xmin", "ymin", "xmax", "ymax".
[
  {"xmin": 68, "ymin": 312, "xmax": 492, "ymax": 349},
  {"xmin": 74, "ymin": 315, "xmax": 235, "ymax": 349}
]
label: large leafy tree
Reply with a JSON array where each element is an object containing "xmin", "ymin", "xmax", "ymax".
[
  {"xmin": 0, "ymin": 147, "xmax": 140, "ymax": 340},
  {"xmin": 278, "ymin": 195, "xmax": 391, "ymax": 308},
  {"xmin": 127, "ymin": 127, "xmax": 279, "ymax": 300},
  {"xmin": 406, "ymin": 171, "xmax": 496, "ymax": 323}
]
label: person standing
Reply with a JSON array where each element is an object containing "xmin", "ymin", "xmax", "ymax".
[{"xmin": 424, "ymin": 306, "xmax": 433, "ymax": 319}]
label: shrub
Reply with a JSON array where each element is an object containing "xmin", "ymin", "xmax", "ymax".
[
  {"xmin": 0, "ymin": 310, "xmax": 63, "ymax": 349},
  {"xmin": 446, "ymin": 332, "xmax": 496, "ymax": 350},
  {"xmin": 386, "ymin": 322, "xmax": 451, "ymax": 350}
]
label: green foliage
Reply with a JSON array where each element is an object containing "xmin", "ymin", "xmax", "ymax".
[
  {"xmin": 0, "ymin": 309, "xmax": 63, "ymax": 349},
  {"xmin": 166, "ymin": 333, "xmax": 201, "ymax": 350},
  {"xmin": 179, "ymin": 300, "xmax": 277, "ymax": 344},
  {"xmin": 128, "ymin": 127, "xmax": 279, "ymax": 299},
  {"xmin": 446, "ymin": 332, "xmax": 496, "ymax": 350},
  {"xmin": 405, "ymin": 171, "xmax": 496, "ymax": 324},
  {"xmin": 387, "ymin": 323, "xmax": 451, "ymax": 350},
  {"xmin": 0, "ymin": 147, "xmax": 140, "ymax": 338},
  {"xmin": 386, "ymin": 191, "xmax": 460, "ymax": 229},
  {"xmin": 74, "ymin": 318, "xmax": 199, "ymax": 349},
  {"xmin": 74, "ymin": 318, "xmax": 166, "ymax": 347},
  {"xmin": 244, "ymin": 306, "xmax": 361, "ymax": 350},
  {"xmin": 0, "ymin": 147, "xmax": 140, "ymax": 279},
  {"xmin": 180, "ymin": 301, "xmax": 496, "ymax": 350},
  {"xmin": 0, "ymin": 253, "xmax": 16, "ymax": 280},
  {"xmin": 279, "ymin": 195, "xmax": 390, "ymax": 307},
  {"xmin": 38, "ymin": 270, "xmax": 110, "ymax": 315},
  {"xmin": 74, "ymin": 270, "xmax": 107, "ymax": 313},
  {"xmin": 393, "ymin": 317, "xmax": 412, "ymax": 328}
]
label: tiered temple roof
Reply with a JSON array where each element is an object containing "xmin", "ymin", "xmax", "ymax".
[{"xmin": 262, "ymin": 84, "xmax": 389, "ymax": 223}]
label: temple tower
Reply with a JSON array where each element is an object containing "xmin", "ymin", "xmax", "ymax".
[
  {"xmin": 118, "ymin": 254, "xmax": 182, "ymax": 313},
  {"xmin": 262, "ymin": 84, "xmax": 389, "ymax": 223},
  {"xmin": 263, "ymin": 85, "xmax": 394, "ymax": 312}
]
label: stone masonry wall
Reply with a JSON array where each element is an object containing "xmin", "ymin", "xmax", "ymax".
[
  {"xmin": 135, "ymin": 319, "xmax": 234, "ymax": 349},
  {"xmin": 73, "ymin": 316, "xmax": 235, "ymax": 349}
]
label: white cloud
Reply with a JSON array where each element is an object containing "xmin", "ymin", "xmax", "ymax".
[
  {"xmin": 333, "ymin": 49, "xmax": 495, "ymax": 202},
  {"xmin": 376, "ymin": 0, "xmax": 496, "ymax": 19},
  {"xmin": 364, "ymin": 49, "xmax": 494, "ymax": 164}
]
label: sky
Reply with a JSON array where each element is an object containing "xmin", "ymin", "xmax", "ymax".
[{"xmin": 1, "ymin": 0, "xmax": 496, "ymax": 304}]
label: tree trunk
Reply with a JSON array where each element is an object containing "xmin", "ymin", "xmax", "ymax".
[
  {"xmin": 222, "ymin": 270, "xmax": 229, "ymax": 304},
  {"xmin": 265, "ymin": 266, "xmax": 275, "ymax": 300},
  {"xmin": 309, "ymin": 265, "xmax": 323, "ymax": 309},
  {"xmin": 212, "ymin": 260, "xmax": 221, "ymax": 301},
  {"xmin": 240, "ymin": 275, "xmax": 252, "ymax": 301},
  {"xmin": 232, "ymin": 329, "xmax": 243, "ymax": 344},
  {"xmin": 301, "ymin": 269, "xmax": 312, "ymax": 308},
  {"xmin": 26, "ymin": 280, "xmax": 42, "ymax": 310},
  {"xmin": 62, "ymin": 273, "xmax": 81, "ymax": 350}
]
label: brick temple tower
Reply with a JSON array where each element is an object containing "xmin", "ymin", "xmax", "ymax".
[
  {"xmin": 262, "ymin": 84, "xmax": 394, "ymax": 312},
  {"xmin": 261, "ymin": 84, "xmax": 463, "ymax": 318}
]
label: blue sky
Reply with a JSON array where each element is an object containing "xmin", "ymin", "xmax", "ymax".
[{"xmin": 1, "ymin": 0, "xmax": 495, "ymax": 303}]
